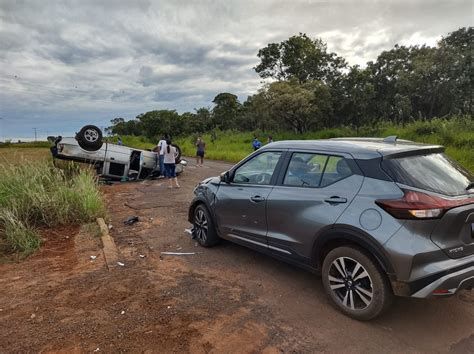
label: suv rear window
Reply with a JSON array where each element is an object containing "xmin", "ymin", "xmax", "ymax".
[{"xmin": 382, "ymin": 153, "xmax": 473, "ymax": 196}]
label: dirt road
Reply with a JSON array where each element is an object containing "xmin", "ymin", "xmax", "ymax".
[{"xmin": 1, "ymin": 159, "xmax": 473, "ymax": 353}]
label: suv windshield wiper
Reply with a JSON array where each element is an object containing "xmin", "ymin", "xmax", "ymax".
[{"xmin": 466, "ymin": 182, "xmax": 474, "ymax": 191}]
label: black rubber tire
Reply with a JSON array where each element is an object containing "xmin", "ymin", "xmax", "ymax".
[
  {"xmin": 172, "ymin": 144, "xmax": 182, "ymax": 163},
  {"xmin": 76, "ymin": 125, "xmax": 103, "ymax": 151},
  {"xmin": 322, "ymin": 246, "xmax": 393, "ymax": 321},
  {"xmin": 193, "ymin": 204, "xmax": 220, "ymax": 247}
]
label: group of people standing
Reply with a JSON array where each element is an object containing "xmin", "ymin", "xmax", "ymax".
[
  {"xmin": 157, "ymin": 136, "xmax": 180, "ymax": 189},
  {"xmin": 156, "ymin": 134, "xmax": 273, "ymax": 188},
  {"xmin": 156, "ymin": 135, "xmax": 207, "ymax": 188},
  {"xmin": 252, "ymin": 135, "xmax": 273, "ymax": 151}
]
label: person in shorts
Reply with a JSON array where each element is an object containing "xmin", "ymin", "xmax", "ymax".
[
  {"xmin": 163, "ymin": 139, "xmax": 180, "ymax": 188},
  {"xmin": 196, "ymin": 136, "xmax": 206, "ymax": 167}
]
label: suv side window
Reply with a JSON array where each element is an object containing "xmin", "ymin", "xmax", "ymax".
[
  {"xmin": 283, "ymin": 152, "xmax": 328, "ymax": 187},
  {"xmin": 233, "ymin": 151, "xmax": 282, "ymax": 185},
  {"xmin": 320, "ymin": 156, "xmax": 353, "ymax": 187}
]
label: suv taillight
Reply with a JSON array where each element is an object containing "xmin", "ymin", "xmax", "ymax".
[{"xmin": 375, "ymin": 189, "xmax": 473, "ymax": 219}]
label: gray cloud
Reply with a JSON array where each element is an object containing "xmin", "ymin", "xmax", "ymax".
[{"xmin": 0, "ymin": 0, "xmax": 472, "ymax": 139}]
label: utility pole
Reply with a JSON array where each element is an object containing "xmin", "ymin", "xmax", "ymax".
[
  {"xmin": 33, "ymin": 127, "xmax": 37, "ymax": 142},
  {"xmin": 0, "ymin": 118, "xmax": 3, "ymax": 142}
]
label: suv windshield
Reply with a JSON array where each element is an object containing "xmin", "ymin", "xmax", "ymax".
[{"xmin": 382, "ymin": 153, "xmax": 473, "ymax": 196}]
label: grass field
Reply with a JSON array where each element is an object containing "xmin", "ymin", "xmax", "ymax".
[
  {"xmin": 174, "ymin": 118, "xmax": 474, "ymax": 172},
  {"xmin": 0, "ymin": 147, "xmax": 51, "ymax": 165},
  {"xmin": 0, "ymin": 148, "xmax": 105, "ymax": 257}
]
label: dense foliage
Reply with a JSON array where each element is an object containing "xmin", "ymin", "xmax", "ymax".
[{"xmin": 108, "ymin": 27, "xmax": 472, "ymax": 138}]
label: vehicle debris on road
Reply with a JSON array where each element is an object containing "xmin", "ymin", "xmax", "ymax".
[
  {"xmin": 123, "ymin": 216, "xmax": 139, "ymax": 225},
  {"xmin": 160, "ymin": 252, "xmax": 196, "ymax": 256}
]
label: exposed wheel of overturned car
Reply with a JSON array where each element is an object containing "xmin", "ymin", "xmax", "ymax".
[
  {"xmin": 76, "ymin": 125, "xmax": 103, "ymax": 151},
  {"xmin": 172, "ymin": 144, "xmax": 182, "ymax": 163}
]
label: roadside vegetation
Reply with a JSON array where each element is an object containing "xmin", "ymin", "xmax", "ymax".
[
  {"xmin": 0, "ymin": 161, "xmax": 105, "ymax": 257},
  {"xmin": 175, "ymin": 117, "xmax": 474, "ymax": 171},
  {"xmin": 0, "ymin": 141, "xmax": 50, "ymax": 149},
  {"xmin": 103, "ymin": 27, "xmax": 472, "ymax": 171}
]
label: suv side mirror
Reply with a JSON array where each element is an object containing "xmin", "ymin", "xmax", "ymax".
[{"xmin": 220, "ymin": 171, "xmax": 231, "ymax": 183}]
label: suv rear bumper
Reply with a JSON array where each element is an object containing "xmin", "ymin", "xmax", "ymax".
[
  {"xmin": 411, "ymin": 265, "xmax": 474, "ymax": 298},
  {"xmin": 391, "ymin": 262, "xmax": 474, "ymax": 298}
]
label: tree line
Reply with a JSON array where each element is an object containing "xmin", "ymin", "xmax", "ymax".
[{"xmin": 108, "ymin": 27, "xmax": 472, "ymax": 139}]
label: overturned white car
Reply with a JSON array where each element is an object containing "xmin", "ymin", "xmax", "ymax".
[{"xmin": 50, "ymin": 125, "xmax": 186, "ymax": 180}]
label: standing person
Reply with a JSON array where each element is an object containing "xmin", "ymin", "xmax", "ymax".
[
  {"xmin": 163, "ymin": 139, "xmax": 180, "ymax": 188},
  {"xmin": 195, "ymin": 136, "xmax": 206, "ymax": 167},
  {"xmin": 117, "ymin": 137, "xmax": 123, "ymax": 145},
  {"xmin": 157, "ymin": 135, "xmax": 167, "ymax": 178},
  {"xmin": 267, "ymin": 135, "xmax": 273, "ymax": 144},
  {"xmin": 252, "ymin": 136, "xmax": 262, "ymax": 151}
]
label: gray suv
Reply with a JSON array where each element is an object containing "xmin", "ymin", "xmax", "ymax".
[{"xmin": 188, "ymin": 138, "xmax": 474, "ymax": 320}]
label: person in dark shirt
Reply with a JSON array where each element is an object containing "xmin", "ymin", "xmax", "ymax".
[{"xmin": 196, "ymin": 136, "xmax": 206, "ymax": 167}]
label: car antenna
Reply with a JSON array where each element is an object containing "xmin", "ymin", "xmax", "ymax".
[{"xmin": 383, "ymin": 135, "xmax": 398, "ymax": 144}]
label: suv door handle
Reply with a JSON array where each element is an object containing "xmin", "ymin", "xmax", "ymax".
[
  {"xmin": 324, "ymin": 196, "xmax": 347, "ymax": 204},
  {"xmin": 250, "ymin": 195, "xmax": 266, "ymax": 203}
]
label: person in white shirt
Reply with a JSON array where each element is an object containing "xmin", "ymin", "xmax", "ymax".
[
  {"xmin": 157, "ymin": 136, "xmax": 167, "ymax": 177},
  {"xmin": 163, "ymin": 139, "xmax": 180, "ymax": 188}
]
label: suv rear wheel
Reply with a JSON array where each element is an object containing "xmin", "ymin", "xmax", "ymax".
[{"xmin": 322, "ymin": 246, "xmax": 393, "ymax": 320}]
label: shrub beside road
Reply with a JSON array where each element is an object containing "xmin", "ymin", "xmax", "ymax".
[{"xmin": 0, "ymin": 160, "xmax": 104, "ymax": 256}]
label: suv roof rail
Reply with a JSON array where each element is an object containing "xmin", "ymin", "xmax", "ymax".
[{"xmin": 383, "ymin": 135, "xmax": 398, "ymax": 144}]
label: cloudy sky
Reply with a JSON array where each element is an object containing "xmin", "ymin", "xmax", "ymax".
[{"xmin": 0, "ymin": 0, "xmax": 472, "ymax": 140}]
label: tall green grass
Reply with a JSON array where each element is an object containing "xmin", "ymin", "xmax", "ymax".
[{"xmin": 0, "ymin": 161, "xmax": 105, "ymax": 256}]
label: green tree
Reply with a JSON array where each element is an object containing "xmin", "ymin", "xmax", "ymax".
[
  {"xmin": 255, "ymin": 33, "xmax": 346, "ymax": 84},
  {"xmin": 438, "ymin": 27, "xmax": 473, "ymax": 115},
  {"xmin": 137, "ymin": 110, "xmax": 180, "ymax": 140},
  {"xmin": 239, "ymin": 92, "xmax": 274, "ymax": 132},
  {"xmin": 212, "ymin": 93, "xmax": 241, "ymax": 130},
  {"xmin": 107, "ymin": 117, "xmax": 142, "ymax": 136},
  {"xmin": 265, "ymin": 80, "xmax": 330, "ymax": 133},
  {"xmin": 393, "ymin": 94, "xmax": 413, "ymax": 126},
  {"xmin": 338, "ymin": 66, "xmax": 376, "ymax": 131}
]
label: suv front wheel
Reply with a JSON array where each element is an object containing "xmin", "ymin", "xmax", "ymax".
[
  {"xmin": 193, "ymin": 204, "xmax": 220, "ymax": 247},
  {"xmin": 322, "ymin": 246, "xmax": 393, "ymax": 320}
]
